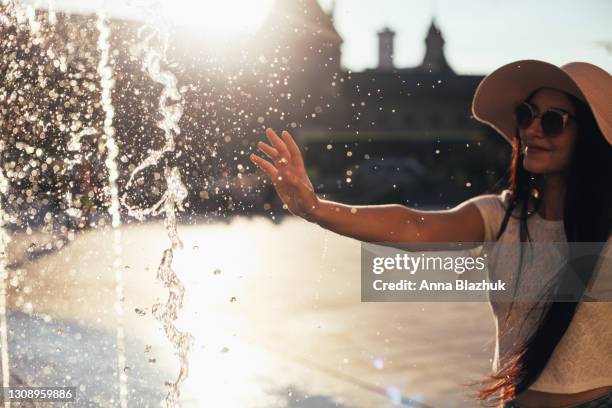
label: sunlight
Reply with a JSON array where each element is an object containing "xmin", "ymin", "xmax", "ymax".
[{"xmin": 163, "ymin": 0, "xmax": 274, "ymax": 34}]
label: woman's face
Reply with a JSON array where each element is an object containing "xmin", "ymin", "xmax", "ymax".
[{"xmin": 518, "ymin": 88, "xmax": 578, "ymax": 175}]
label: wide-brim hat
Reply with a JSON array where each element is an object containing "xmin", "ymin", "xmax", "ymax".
[{"xmin": 472, "ymin": 59, "xmax": 612, "ymax": 146}]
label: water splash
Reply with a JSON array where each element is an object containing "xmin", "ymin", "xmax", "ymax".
[
  {"xmin": 2, "ymin": 3, "xmax": 193, "ymax": 405},
  {"xmin": 151, "ymin": 167, "xmax": 192, "ymax": 407},
  {"xmin": 125, "ymin": 170, "xmax": 193, "ymax": 408},
  {"xmin": 24, "ymin": 0, "xmax": 41, "ymax": 34},
  {"xmin": 67, "ymin": 127, "xmax": 97, "ymax": 152},
  {"xmin": 120, "ymin": 19, "xmax": 193, "ymax": 407},
  {"xmin": 96, "ymin": 13, "xmax": 121, "ymax": 230},
  {"xmin": 96, "ymin": 11, "xmax": 128, "ymax": 408},
  {"xmin": 46, "ymin": 0, "xmax": 56, "ymax": 25},
  {"xmin": 0, "ymin": 164, "xmax": 10, "ymax": 408},
  {"xmin": 0, "ymin": 4, "xmax": 23, "ymax": 404},
  {"xmin": 123, "ymin": 27, "xmax": 181, "ymax": 194},
  {"xmin": 2, "ymin": 0, "xmax": 27, "ymax": 29}
]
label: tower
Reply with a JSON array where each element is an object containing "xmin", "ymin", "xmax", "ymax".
[
  {"xmin": 377, "ymin": 27, "xmax": 395, "ymax": 70},
  {"xmin": 258, "ymin": 0, "xmax": 343, "ymax": 72},
  {"xmin": 420, "ymin": 19, "xmax": 453, "ymax": 74}
]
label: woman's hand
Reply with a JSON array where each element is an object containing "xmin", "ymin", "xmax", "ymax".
[{"xmin": 250, "ymin": 128, "xmax": 320, "ymax": 219}]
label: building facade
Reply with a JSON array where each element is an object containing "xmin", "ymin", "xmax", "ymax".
[{"xmin": 1, "ymin": 1, "xmax": 510, "ymax": 224}]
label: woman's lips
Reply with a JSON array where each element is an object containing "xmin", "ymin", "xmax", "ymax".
[{"xmin": 525, "ymin": 145, "xmax": 552, "ymax": 154}]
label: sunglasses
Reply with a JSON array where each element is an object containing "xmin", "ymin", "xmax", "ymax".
[{"xmin": 514, "ymin": 102, "xmax": 576, "ymax": 137}]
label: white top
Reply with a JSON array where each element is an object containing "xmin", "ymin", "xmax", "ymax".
[{"xmin": 467, "ymin": 189, "xmax": 612, "ymax": 393}]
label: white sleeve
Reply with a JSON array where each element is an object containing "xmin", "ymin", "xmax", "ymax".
[{"xmin": 463, "ymin": 190, "xmax": 511, "ymax": 242}]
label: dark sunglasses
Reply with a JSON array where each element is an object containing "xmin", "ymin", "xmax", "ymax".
[{"xmin": 514, "ymin": 102, "xmax": 576, "ymax": 136}]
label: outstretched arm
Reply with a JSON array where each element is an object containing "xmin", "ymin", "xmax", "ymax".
[{"xmin": 250, "ymin": 129, "xmax": 485, "ymax": 246}]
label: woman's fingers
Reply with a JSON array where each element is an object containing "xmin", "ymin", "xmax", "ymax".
[
  {"xmin": 281, "ymin": 131, "xmax": 304, "ymax": 166},
  {"xmin": 265, "ymin": 128, "xmax": 291, "ymax": 159},
  {"xmin": 250, "ymin": 153, "xmax": 278, "ymax": 179},
  {"xmin": 251, "ymin": 153, "xmax": 298, "ymax": 188},
  {"xmin": 257, "ymin": 141, "xmax": 280, "ymax": 160}
]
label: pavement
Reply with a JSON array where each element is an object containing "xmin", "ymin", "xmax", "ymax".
[{"xmin": 2, "ymin": 217, "xmax": 496, "ymax": 407}]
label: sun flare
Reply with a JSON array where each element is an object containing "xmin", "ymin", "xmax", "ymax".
[{"xmin": 163, "ymin": 0, "xmax": 274, "ymax": 34}]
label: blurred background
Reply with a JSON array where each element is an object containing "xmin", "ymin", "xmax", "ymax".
[
  {"xmin": 3, "ymin": 0, "xmax": 611, "ymax": 223},
  {"xmin": 0, "ymin": 0, "xmax": 609, "ymax": 407}
]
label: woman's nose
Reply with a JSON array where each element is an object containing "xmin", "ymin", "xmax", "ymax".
[{"xmin": 525, "ymin": 117, "xmax": 544, "ymax": 138}]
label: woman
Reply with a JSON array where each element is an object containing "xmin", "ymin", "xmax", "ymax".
[{"xmin": 250, "ymin": 60, "xmax": 612, "ymax": 408}]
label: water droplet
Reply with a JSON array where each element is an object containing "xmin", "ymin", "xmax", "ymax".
[
  {"xmin": 373, "ymin": 358, "xmax": 384, "ymax": 369},
  {"xmin": 385, "ymin": 385, "xmax": 402, "ymax": 405}
]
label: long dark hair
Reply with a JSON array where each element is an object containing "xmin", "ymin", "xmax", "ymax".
[{"xmin": 475, "ymin": 90, "xmax": 612, "ymax": 405}]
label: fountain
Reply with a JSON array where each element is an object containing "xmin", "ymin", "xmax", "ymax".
[
  {"xmin": 0, "ymin": 167, "xmax": 10, "ymax": 408},
  {"xmin": 0, "ymin": 0, "xmax": 193, "ymax": 405},
  {"xmin": 1, "ymin": 2, "xmax": 28, "ymax": 404},
  {"xmin": 120, "ymin": 10, "xmax": 194, "ymax": 408},
  {"xmin": 95, "ymin": 10, "xmax": 128, "ymax": 408}
]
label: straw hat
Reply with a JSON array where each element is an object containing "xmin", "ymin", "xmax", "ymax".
[{"xmin": 472, "ymin": 59, "xmax": 612, "ymax": 146}]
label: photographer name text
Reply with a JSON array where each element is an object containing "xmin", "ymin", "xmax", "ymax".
[{"xmin": 372, "ymin": 279, "xmax": 506, "ymax": 292}]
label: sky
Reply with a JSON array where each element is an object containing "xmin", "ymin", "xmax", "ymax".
[{"xmin": 36, "ymin": 0, "xmax": 612, "ymax": 75}]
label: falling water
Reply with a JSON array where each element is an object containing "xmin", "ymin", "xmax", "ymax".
[
  {"xmin": 67, "ymin": 127, "xmax": 97, "ymax": 153},
  {"xmin": 1, "ymin": 0, "xmax": 24, "ymax": 28},
  {"xmin": 121, "ymin": 24, "xmax": 193, "ymax": 407},
  {"xmin": 24, "ymin": 1, "xmax": 41, "ymax": 34},
  {"xmin": 0, "ymin": 168, "xmax": 10, "ymax": 408},
  {"xmin": 0, "ymin": 2, "xmax": 30, "ymax": 404},
  {"xmin": 123, "ymin": 29, "xmax": 180, "ymax": 189},
  {"xmin": 151, "ymin": 167, "xmax": 191, "ymax": 407},
  {"xmin": 1, "ymin": 2, "xmax": 193, "ymax": 405},
  {"xmin": 96, "ymin": 11, "xmax": 128, "ymax": 408},
  {"xmin": 46, "ymin": 0, "xmax": 56, "ymax": 25}
]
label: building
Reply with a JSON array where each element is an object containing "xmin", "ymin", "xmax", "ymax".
[
  {"xmin": 1, "ymin": 1, "xmax": 510, "ymax": 222},
  {"xmin": 239, "ymin": 0, "xmax": 508, "ymax": 206}
]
